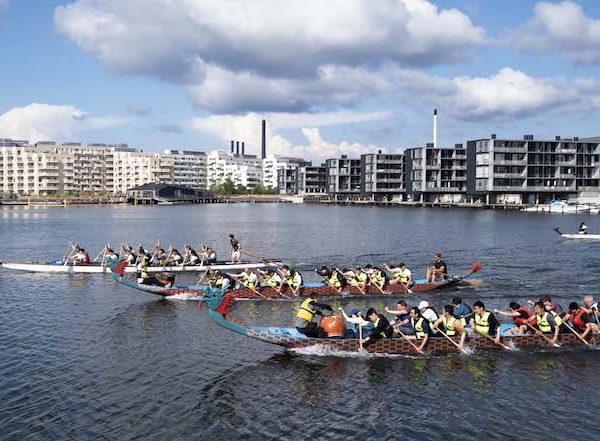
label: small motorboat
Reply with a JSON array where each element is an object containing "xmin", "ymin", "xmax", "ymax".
[
  {"xmin": 553, "ymin": 227, "xmax": 600, "ymax": 240},
  {"xmin": 548, "ymin": 200, "xmax": 591, "ymax": 214}
]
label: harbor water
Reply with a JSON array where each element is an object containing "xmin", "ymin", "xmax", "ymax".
[{"xmin": 1, "ymin": 204, "xmax": 599, "ymax": 440}]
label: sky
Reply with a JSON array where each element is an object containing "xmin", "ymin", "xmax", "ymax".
[{"xmin": 2, "ymin": 0, "xmax": 600, "ymax": 161}]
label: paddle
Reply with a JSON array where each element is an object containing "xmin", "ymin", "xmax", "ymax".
[
  {"xmin": 62, "ymin": 242, "xmax": 73, "ymax": 262},
  {"xmin": 396, "ymin": 328, "xmax": 423, "ymax": 354},
  {"xmin": 368, "ymin": 274, "xmax": 385, "ymax": 295},
  {"xmin": 383, "ymin": 263, "xmax": 412, "ymax": 293},
  {"xmin": 526, "ymin": 323, "xmax": 560, "ymax": 347},
  {"xmin": 162, "ymin": 244, "xmax": 173, "ymax": 270},
  {"xmin": 473, "ymin": 328, "xmax": 511, "ymax": 350},
  {"xmin": 64, "ymin": 244, "xmax": 77, "ymax": 266},
  {"xmin": 93, "ymin": 245, "xmax": 107, "ymax": 263},
  {"xmin": 358, "ymin": 323, "xmax": 365, "ymax": 352},
  {"xmin": 337, "ymin": 268, "xmax": 365, "ymax": 295},
  {"xmin": 434, "ymin": 326, "xmax": 468, "ymax": 354},
  {"xmin": 562, "ymin": 321, "xmax": 591, "ymax": 346}
]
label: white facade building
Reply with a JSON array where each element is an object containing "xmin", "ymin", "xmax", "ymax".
[
  {"xmin": 206, "ymin": 150, "xmax": 262, "ymax": 190},
  {"xmin": 163, "ymin": 149, "xmax": 207, "ymax": 189},
  {"xmin": 261, "ymin": 154, "xmax": 310, "ymax": 189}
]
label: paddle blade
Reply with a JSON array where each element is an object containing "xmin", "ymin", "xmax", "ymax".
[{"xmin": 470, "ymin": 262, "xmax": 483, "ymax": 273}]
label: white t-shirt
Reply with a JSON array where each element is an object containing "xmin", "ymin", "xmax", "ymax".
[{"xmin": 422, "ymin": 308, "xmax": 439, "ymax": 323}]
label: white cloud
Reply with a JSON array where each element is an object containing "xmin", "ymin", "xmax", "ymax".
[
  {"xmin": 395, "ymin": 67, "xmax": 589, "ymax": 120},
  {"xmin": 0, "ymin": 103, "xmax": 125, "ymax": 143},
  {"xmin": 55, "ymin": 0, "xmax": 485, "ymax": 112},
  {"xmin": 507, "ymin": 1, "xmax": 600, "ymax": 64},
  {"xmin": 191, "ymin": 112, "xmax": 388, "ymax": 160}
]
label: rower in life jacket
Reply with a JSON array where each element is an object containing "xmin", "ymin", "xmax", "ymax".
[
  {"xmin": 470, "ymin": 300, "xmax": 501, "ymax": 344},
  {"xmin": 234, "ymin": 268, "xmax": 258, "ymax": 289},
  {"xmin": 362, "ymin": 308, "xmax": 393, "ymax": 347},
  {"xmin": 565, "ymin": 302, "xmax": 599, "ymax": 339},
  {"xmin": 315, "ymin": 266, "xmax": 345, "ymax": 290},
  {"xmin": 408, "ymin": 307, "xmax": 431, "ymax": 353},
  {"xmin": 294, "ymin": 293, "xmax": 333, "ymax": 338},
  {"xmin": 494, "ymin": 302, "xmax": 536, "ymax": 335},
  {"xmin": 433, "ymin": 305, "xmax": 468, "ymax": 347},
  {"xmin": 366, "ymin": 265, "xmax": 387, "ymax": 290},
  {"xmin": 280, "ymin": 265, "xmax": 302, "ymax": 293},
  {"xmin": 526, "ymin": 301, "xmax": 562, "ymax": 346},
  {"xmin": 258, "ymin": 268, "xmax": 282, "ymax": 289},
  {"xmin": 384, "ymin": 262, "xmax": 412, "ymax": 287}
]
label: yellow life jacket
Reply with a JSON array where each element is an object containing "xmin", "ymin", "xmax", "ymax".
[
  {"xmin": 443, "ymin": 316, "xmax": 457, "ymax": 336},
  {"xmin": 287, "ymin": 272, "xmax": 302, "ymax": 288},
  {"xmin": 370, "ymin": 271, "xmax": 385, "ymax": 287},
  {"xmin": 475, "ymin": 312, "xmax": 490, "ymax": 335},
  {"xmin": 265, "ymin": 274, "xmax": 281, "ymax": 288},
  {"xmin": 140, "ymin": 265, "xmax": 149, "ymax": 279},
  {"xmin": 394, "ymin": 268, "xmax": 410, "ymax": 283},
  {"xmin": 412, "ymin": 316, "xmax": 426, "ymax": 338},
  {"xmin": 536, "ymin": 311, "xmax": 561, "ymax": 333},
  {"xmin": 241, "ymin": 273, "xmax": 257, "ymax": 289},
  {"xmin": 296, "ymin": 298, "xmax": 316, "ymax": 322},
  {"xmin": 351, "ymin": 272, "xmax": 367, "ymax": 285},
  {"xmin": 327, "ymin": 272, "xmax": 341, "ymax": 288}
]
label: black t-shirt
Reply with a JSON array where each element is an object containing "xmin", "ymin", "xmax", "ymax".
[
  {"xmin": 230, "ymin": 238, "xmax": 240, "ymax": 251},
  {"xmin": 434, "ymin": 259, "xmax": 447, "ymax": 274}
]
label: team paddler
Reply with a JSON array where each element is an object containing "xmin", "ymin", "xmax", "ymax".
[
  {"xmin": 151, "ymin": 248, "xmax": 167, "ymax": 266},
  {"xmin": 315, "ymin": 266, "xmax": 344, "ymax": 291},
  {"xmin": 383, "ymin": 262, "xmax": 413, "ymax": 287},
  {"xmin": 339, "ymin": 307, "xmax": 373, "ymax": 337},
  {"xmin": 233, "ymin": 268, "xmax": 259, "ymax": 290},
  {"xmin": 362, "ymin": 308, "xmax": 394, "ymax": 346},
  {"xmin": 295, "ymin": 292, "xmax": 332, "ymax": 338},
  {"xmin": 208, "ymin": 269, "xmax": 234, "ymax": 292},
  {"xmin": 469, "ymin": 301, "xmax": 501, "ymax": 344},
  {"xmin": 409, "ymin": 306, "xmax": 432, "ymax": 352},
  {"xmin": 365, "ymin": 265, "xmax": 387, "ymax": 291},
  {"xmin": 385, "ymin": 300, "xmax": 413, "ymax": 334},
  {"xmin": 582, "ymin": 295, "xmax": 599, "ymax": 324},
  {"xmin": 564, "ymin": 302, "xmax": 599, "ymax": 338},
  {"xmin": 105, "ymin": 248, "xmax": 119, "ymax": 265},
  {"xmin": 426, "ymin": 253, "xmax": 447, "ymax": 283},
  {"xmin": 433, "ymin": 305, "xmax": 468, "ymax": 347},
  {"xmin": 279, "ymin": 265, "xmax": 303, "ymax": 294},
  {"xmin": 201, "ymin": 245, "xmax": 217, "ymax": 264},
  {"xmin": 524, "ymin": 301, "xmax": 561, "ymax": 345},
  {"xmin": 494, "ymin": 302, "xmax": 536, "ymax": 335},
  {"xmin": 451, "ymin": 296, "xmax": 473, "ymax": 326},
  {"xmin": 257, "ymin": 268, "xmax": 283, "ymax": 290},
  {"xmin": 341, "ymin": 266, "xmax": 368, "ymax": 292}
]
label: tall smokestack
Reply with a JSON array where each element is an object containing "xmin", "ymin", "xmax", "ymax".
[
  {"xmin": 236, "ymin": 141, "xmax": 240, "ymax": 155},
  {"xmin": 433, "ymin": 109, "xmax": 437, "ymax": 148},
  {"xmin": 241, "ymin": 142, "xmax": 245, "ymax": 156},
  {"xmin": 230, "ymin": 140, "xmax": 234, "ymax": 154},
  {"xmin": 261, "ymin": 119, "xmax": 266, "ymax": 159}
]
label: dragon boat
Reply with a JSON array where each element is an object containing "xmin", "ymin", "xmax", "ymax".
[
  {"xmin": 205, "ymin": 294, "xmax": 599, "ymax": 355},
  {"xmin": 111, "ymin": 262, "xmax": 483, "ymax": 300},
  {"xmin": 0, "ymin": 259, "xmax": 280, "ymax": 274}
]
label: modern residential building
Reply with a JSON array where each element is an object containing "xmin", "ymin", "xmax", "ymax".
[
  {"xmin": 206, "ymin": 150, "xmax": 262, "ymax": 191},
  {"xmin": 276, "ymin": 167, "xmax": 298, "ymax": 195},
  {"xmin": 113, "ymin": 151, "xmax": 173, "ymax": 195},
  {"xmin": 325, "ymin": 155, "xmax": 361, "ymax": 198},
  {"xmin": 163, "ymin": 149, "xmax": 207, "ymax": 190},
  {"xmin": 262, "ymin": 154, "xmax": 310, "ymax": 189},
  {"xmin": 467, "ymin": 134, "xmax": 600, "ymax": 204},
  {"xmin": 361, "ymin": 151, "xmax": 405, "ymax": 199},
  {"xmin": 405, "ymin": 144, "xmax": 468, "ymax": 203},
  {"xmin": 297, "ymin": 165, "xmax": 327, "ymax": 196}
]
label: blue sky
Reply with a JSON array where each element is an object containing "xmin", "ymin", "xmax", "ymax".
[{"xmin": 1, "ymin": 0, "xmax": 600, "ymax": 160}]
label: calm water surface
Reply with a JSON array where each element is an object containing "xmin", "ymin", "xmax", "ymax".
[{"xmin": 1, "ymin": 204, "xmax": 599, "ymax": 440}]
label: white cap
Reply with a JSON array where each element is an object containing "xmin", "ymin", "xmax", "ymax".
[{"xmin": 418, "ymin": 301, "xmax": 429, "ymax": 309}]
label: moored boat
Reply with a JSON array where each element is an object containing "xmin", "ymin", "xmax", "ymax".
[
  {"xmin": 0, "ymin": 260, "xmax": 281, "ymax": 274},
  {"xmin": 548, "ymin": 200, "xmax": 591, "ymax": 214},
  {"xmin": 111, "ymin": 262, "xmax": 483, "ymax": 299}
]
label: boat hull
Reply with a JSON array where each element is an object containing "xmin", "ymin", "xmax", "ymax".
[
  {"xmin": 559, "ymin": 234, "xmax": 600, "ymax": 240},
  {"xmin": 1, "ymin": 260, "xmax": 280, "ymax": 274},
  {"xmin": 208, "ymin": 310, "xmax": 599, "ymax": 355}
]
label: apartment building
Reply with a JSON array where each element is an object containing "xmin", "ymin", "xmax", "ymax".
[
  {"xmin": 466, "ymin": 134, "xmax": 600, "ymax": 204},
  {"xmin": 361, "ymin": 151, "xmax": 405, "ymax": 199},
  {"xmin": 206, "ymin": 150, "xmax": 262, "ymax": 190},
  {"xmin": 163, "ymin": 149, "xmax": 207, "ymax": 190},
  {"xmin": 325, "ymin": 155, "xmax": 362, "ymax": 198},
  {"xmin": 404, "ymin": 144, "xmax": 468, "ymax": 203},
  {"xmin": 298, "ymin": 165, "xmax": 327, "ymax": 195},
  {"xmin": 113, "ymin": 151, "xmax": 173, "ymax": 195},
  {"xmin": 262, "ymin": 154, "xmax": 310, "ymax": 189}
]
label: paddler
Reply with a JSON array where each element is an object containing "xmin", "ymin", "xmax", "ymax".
[
  {"xmin": 418, "ymin": 301, "xmax": 439, "ymax": 324},
  {"xmin": 229, "ymin": 233, "xmax": 241, "ymax": 263},
  {"xmin": 579, "ymin": 222, "xmax": 588, "ymax": 235},
  {"xmin": 169, "ymin": 249, "xmax": 183, "ymax": 266},
  {"xmin": 151, "ymin": 248, "xmax": 167, "ymax": 266},
  {"xmin": 494, "ymin": 302, "xmax": 535, "ymax": 335},
  {"xmin": 582, "ymin": 295, "xmax": 599, "ymax": 324},
  {"xmin": 343, "ymin": 266, "xmax": 368, "ymax": 292},
  {"xmin": 123, "ymin": 247, "xmax": 136, "ymax": 266},
  {"xmin": 409, "ymin": 307, "xmax": 432, "ymax": 352},
  {"xmin": 339, "ymin": 307, "xmax": 373, "ymax": 337},
  {"xmin": 362, "ymin": 308, "xmax": 394, "ymax": 346},
  {"xmin": 524, "ymin": 301, "xmax": 561, "ymax": 345},
  {"xmin": 528, "ymin": 294, "xmax": 563, "ymax": 316},
  {"xmin": 105, "ymin": 248, "xmax": 119, "ymax": 265},
  {"xmin": 209, "ymin": 270, "xmax": 234, "ymax": 293},
  {"xmin": 433, "ymin": 305, "xmax": 468, "ymax": 347},
  {"xmin": 201, "ymin": 245, "xmax": 217, "ymax": 264},
  {"xmin": 564, "ymin": 302, "xmax": 599, "ymax": 338},
  {"xmin": 451, "ymin": 296, "xmax": 473, "ymax": 326},
  {"xmin": 385, "ymin": 300, "xmax": 413, "ymax": 334},
  {"xmin": 233, "ymin": 268, "xmax": 258, "ymax": 290},
  {"xmin": 257, "ymin": 268, "xmax": 283, "ymax": 290},
  {"xmin": 315, "ymin": 266, "xmax": 344, "ymax": 290},
  {"xmin": 71, "ymin": 247, "xmax": 90, "ymax": 265},
  {"xmin": 295, "ymin": 293, "xmax": 332, "ymax": 338},
  {"xmin": 426, "ymin": 253, "xmax": 447, "ymax": 283},
  {"xmin": 469, "ymin": 301, "xmax": 501, "ymax": 344},
  {"xmin": 367, "ymin": 266, "xmax": 387, "ymax": 290},
  {"xmin": 383, "ymin": 262, "xmax": 413, "ymax": 287},
  {"xmin": 279, "ymin": 265, "xmax": 303, "ymax": 293},
  {"xmin": 184, "ymin": 246, "xmax": 200, "ymax": 266}
]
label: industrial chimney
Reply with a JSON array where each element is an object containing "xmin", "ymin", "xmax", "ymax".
[
  {"xmin": 230, "ymin": 140, "xmax": 234, "ymax": 154},
  {"xmin": 236, "ymin": 141, "xmax": 240, "ymax": 156},
  {"xmin": 433, "ymin": 109, "xmax": 437, "ymax": 149},
  {"xmin": 261, "ymin": 119, "xmax": 266, "ymax": 159},
  {"xmin": 241, "ymin": 142, "xmax": 245, "ymax": 156}
]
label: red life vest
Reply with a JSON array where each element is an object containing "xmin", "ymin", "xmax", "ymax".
[
  {"xmin": 82, "ymin": 251, "xmax": 90, "ymax": 265},
  {"xmin": 572, "ymin": 309, "xmax": 587, "ymax": 332},
  {"xmin": 514, "ymin": 307, "xmax": 534, "ymax": 326}
]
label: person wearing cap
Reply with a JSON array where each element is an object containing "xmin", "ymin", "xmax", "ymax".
[
  {"xmin": 229, "ymin": 233, "xmax": 241, "ymax": 263},
  {"xmin": 451, "ymin": 296, "xmax": 473, "ymax": 327},
  {"xmin": 362, "ymin": 308, "xmax": 393, "ymax": 346},
  {"xmin": 339, "ymin": 307, "xmax": 373, "ymax": 337},
  {"xmin": 564, "ymin": 302, "xmax": 598, "ymax": 338},
  {"xmin": 295, "ymin": 292, "xmax": 333, "ymax": 338},
  {"xmin": 433, "ymin": 305, "xmax": 468, "ymax": 346},
  {"xmin": 418, "ymin": 301, "xmax": 439, "ymax": 324},
  {"xmin": 426, "ymin": 253, "xmax": 447, "ymax": 283},
  {"xmin": 469, "ymin": 301, "xmax": 501, "ymax": 344}
]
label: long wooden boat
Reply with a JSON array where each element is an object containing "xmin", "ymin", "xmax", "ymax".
[
  {"xmin": 111, "ymin": 262, "xmax": 482, "ymax": 299},
  {"xmin": 0, "ymin": 260, "xmax": 280, "ymax": 274},
  {"xmin": 207, "ymin": 309, "xmax": 599, "ymax": 355}
]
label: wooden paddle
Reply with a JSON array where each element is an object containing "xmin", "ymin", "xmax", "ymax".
[
  {"xmin": 474, "ymin": 328, "xmax": 511, "ymax": 350},
  {"xmin": 64, "ymin": 244, "xmax": 77, "ymax": 266},
  {"xmin": 62, "ymin": 242, "xmax": 73, "ymax": 262},
  {"xmin": 526, "ymin": 323, "xmax": 560, "ymax": 347},
  {"xmin": 93, "ymin": 245, "xmax": 107, "ymax": 263},
  {"xmin": 434, "ymin": 326, "xmax": 468, "ymax": 354},
  {"xmin": 396, "ymin": 328, "xmax": 423, "ymax": 354},
  {"xmin": 368, "ymin": 274, "xmax": 385, "ymax": 295},
  {"xmin": 562, "ymin": 321, "xmax": 591, "ymax": 346},
  {"xmin": 358, "ymin": 323, "xmax": 365, "ymax": 352},
  {"xmin": 162, "ymin": 244, "xmax": 173, "ymax": 270}
]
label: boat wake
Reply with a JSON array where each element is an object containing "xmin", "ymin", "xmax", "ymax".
[
  {"xmin": 505, "ymin": 340, "xmax": 520, "ymax": 351},
  {"xmin": 165, "ymin": 293, "xmax": 204, "ymax": 301},
  {"xmin": 289, "ymin": 344, "xmax": 417, "ymax": 359}
]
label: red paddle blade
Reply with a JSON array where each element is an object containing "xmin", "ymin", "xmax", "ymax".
[{"xmin": 470, "ymin": 262, "xmax": 483, "ymax": 272}]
